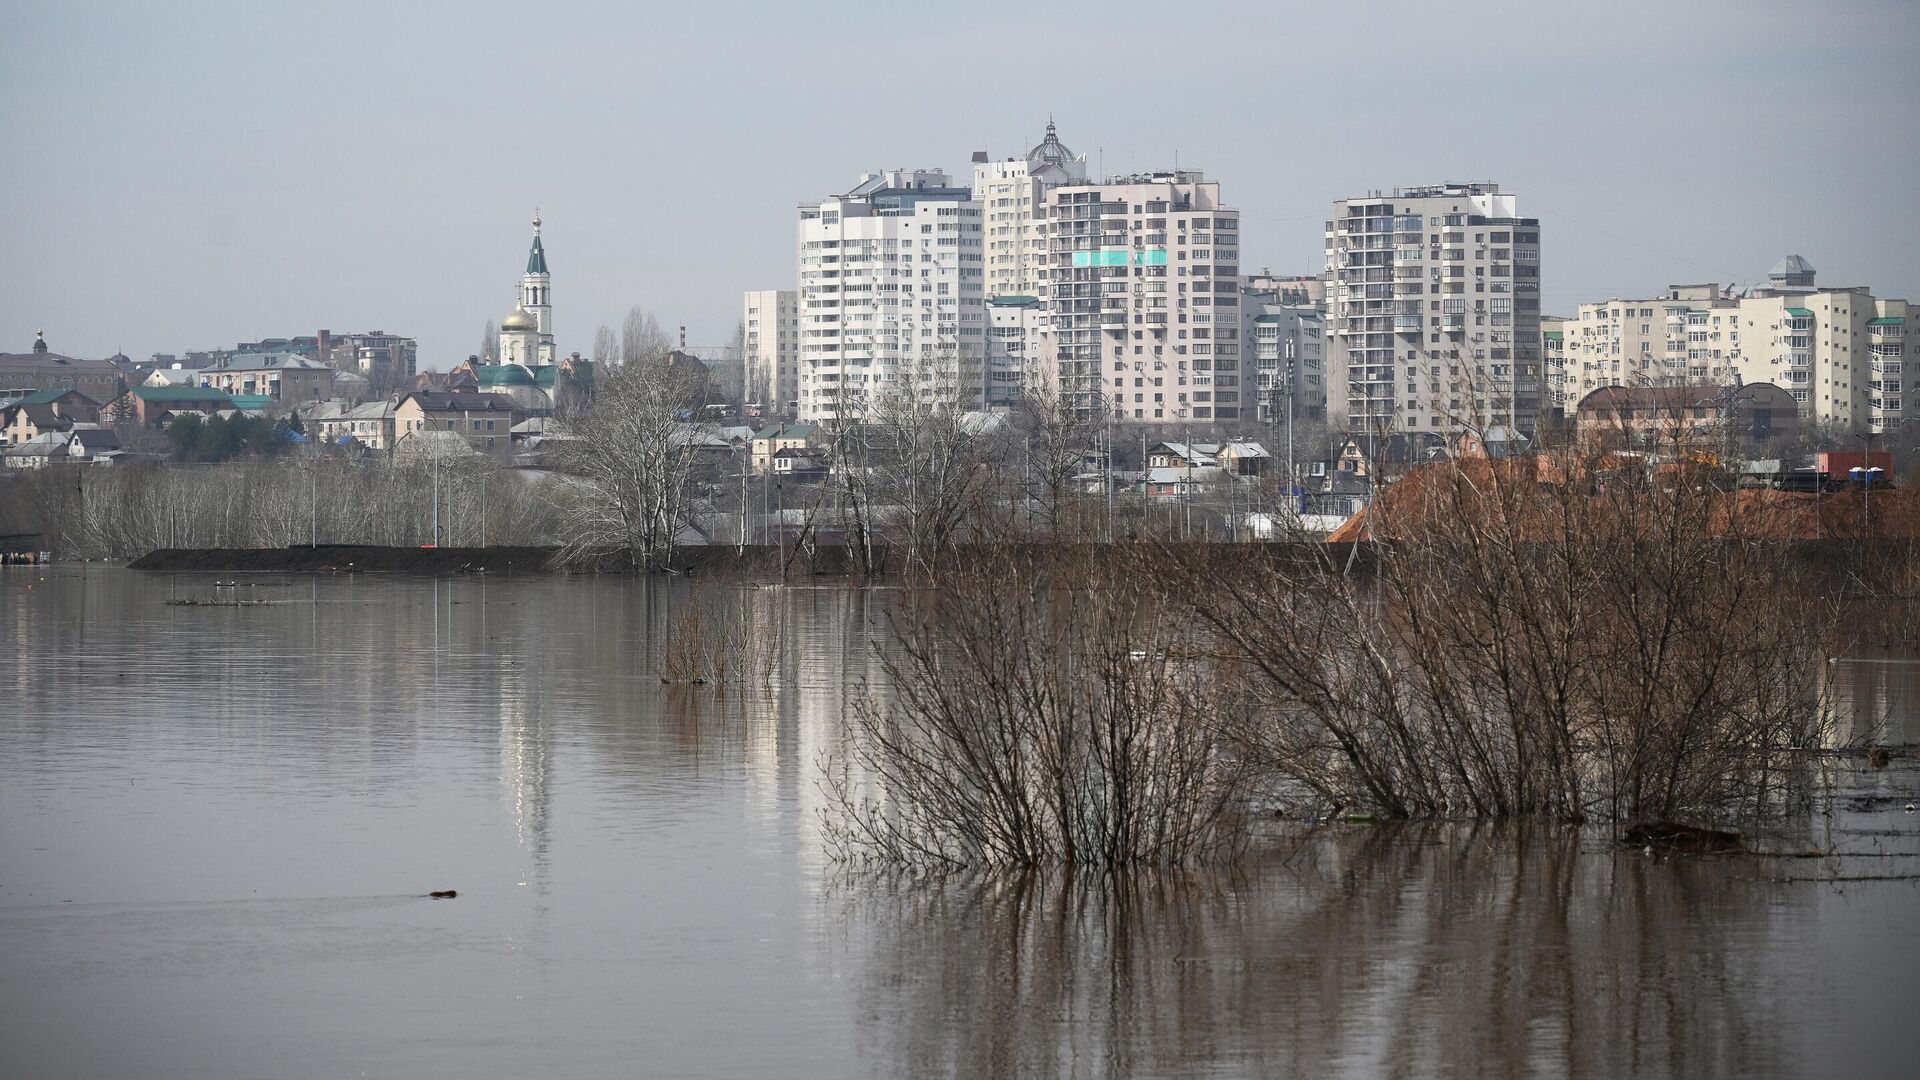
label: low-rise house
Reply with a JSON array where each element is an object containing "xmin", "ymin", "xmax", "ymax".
[
  {"xmin": 142, "ymin": 366, "xmax": 201, "ymax": 388},
  {"xmin": 312, "ymin": 399, "xmax": 397, "ymax": 451},
  {"xmin": 2, "ymin": 431, "xmax": 71, "ymax": 468},
  {"xmin": 2, "ymin": 389, "xmax": 101, "ymax": 447},
  {"xmin": 393, "ymin": 391, "xmax": 520, "ymax": 456},
  {"xmin": 771, "ymin": 446, "xmax": 829, "ymax": 479},
  {"xmin": 67, "ymin": 427, "xmax": 122, "ymax": 462},
  {"xmin": 1145, "ymin": 465, "xmax": 1227, "ymax": 498},
  {"xmin": 196, "ymin": 352, "xmax": 336, "ymax": 405},
  {"xmin": 751, "ymin": 421, "xmax": 817, "ymax": 474},
  {"xmin": 1148, "ymin": 442, "xmax": 1218, "ymax": 470},
  {"xmin": 1216, "ymin": 441, "xmax": 1271, "ymax": 476},
  {"xmin": 110, "ymin": 385, "xmax": 236, "ymax": 427}
]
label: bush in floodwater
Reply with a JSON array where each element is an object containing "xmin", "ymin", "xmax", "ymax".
[
  {"xmin": 824, "ymin": 553, "xmax": 1254, "ymax": 870},
  {"xmin": 1160, "ymin": 449, "xmax": 1841, "ymax": 826}
]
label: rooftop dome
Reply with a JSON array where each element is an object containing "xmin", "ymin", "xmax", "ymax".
[
  {"xmin": 1026, "ymin": 119, "xmax": 1075, "ymax": 171},
  {"xmin": 501, "ymin": 306, "xmax": 537, "ymax": 332}
]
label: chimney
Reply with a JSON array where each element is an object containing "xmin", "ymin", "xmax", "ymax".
[
  {"xmin": 317, "ymin": 328, "xmax": 332, "ymax": 368},
  {"xmin": 679, "ymin": 325, "xmax": 687, "ymax": 350}
]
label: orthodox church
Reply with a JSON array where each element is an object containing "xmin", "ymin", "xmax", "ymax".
[
  {"xmin": 460, "ymin": 214, "xmax": 588, "ymax": 413},
  {"xmin": 497, "ymin": 213, "xmax": 555, "ymax": 365}
]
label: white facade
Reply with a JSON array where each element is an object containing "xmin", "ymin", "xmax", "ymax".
[
  {"xmin": 1558, "ymin": 259, "xmax": 1917, "ymax": 432},
  {"xmin": 975, "ymin": 122, "xmax": 1087, "ymax": 303},
  {"xmin": 796, "ymin": 169, "xmax": 985, "ymax": 421},
  {"xmin": 742, "ymin": 289, "xmax": 799, "ymax": 415},
  {"xmin": 1044, "ymin": 171, "xmax": 1242, "ymax": 420},
  {"xmin": 986, "ymin": 295, "xmax": 1044, "ymax": 406},
  {"xmin": 1325, "ymin": 183, "xmax": 1543, "ymax": 436}
]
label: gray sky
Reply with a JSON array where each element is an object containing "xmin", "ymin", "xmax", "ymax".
[{"xmin": 5, "ymin": 0, "xmax": 1917, "ymax": 368}]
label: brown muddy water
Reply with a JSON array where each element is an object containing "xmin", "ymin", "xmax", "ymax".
[{"xmin": 2, "ymin": 566, "xmax": 1917, "ymax": 1079}]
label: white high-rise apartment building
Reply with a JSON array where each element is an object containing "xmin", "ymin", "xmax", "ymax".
[
  {"xmin": 796, "ymin": 169, "xmax": 985, "ymax": 421},
  {"xmin": 1239, "ymin": 289, "xmax": 1326, "ymax": 423},
  {"xmin": 1045, "ymin": 170, "xmax": 1241, "ymax": 420},
  {"xmin": 742, "ymin": 289, "xmax": 798, "ymax": 415},
  {"xmin": 975, "ymin": 122, "xmax": 1088, "ymax": 405},
  {"xmin": 1325, "ymin": 183, "xmax": 1543, "ymax": 436},
  {"xmin": 976, "ymin": 122, "xmax": 1087, "ymax": 302},
  {"xmin": 1556, "ymin": 284, "xmax": 1740, "ymax": 410},
  {"xmin": 1558, "ymin": 258, "xmax": 1917, "ymax": 432}
]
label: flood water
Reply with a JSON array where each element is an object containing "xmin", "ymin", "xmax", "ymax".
[{"xmin": 3, "ymin": 565, "xmax": 1918, "ymax": 1079}]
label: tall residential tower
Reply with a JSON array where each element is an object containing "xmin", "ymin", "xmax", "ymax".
[
  {"xmin": 795, "ymin": 169, "xmax": 984, "ymax": 421},
  {"xmin": 1044, "ymin": 170, "xmax": 1241, "ymax": 420},
  {"xmin": 1325, "ymin": 183, "xmax": 1542, "ymax": 436}
]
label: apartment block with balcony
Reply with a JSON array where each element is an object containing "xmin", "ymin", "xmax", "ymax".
[
  {"xmin": 1558, "ymin": 284, "xmax": 1742, "ymax": 406},
  {"xmin": 1563, "ymin": 258, "xmax": 1915, "ymax": 434},
  {"xmin": 796, "ymin": 169, "xmax": 985, "ymax": 422},
  {"xmin": 1324, "ymin": 183, "xmax": 1542, "ymax": 436},
  {"xmin": 742, "ymin": 289, "xmax": 799, "ymax": 417},
  {"xmin": 1044, "ymin": 171, "xmax": 1240, "ymax": 421},
  {"xmin": 1239, "ymin": 287, "xmax": 1326, "ymax": 423}
]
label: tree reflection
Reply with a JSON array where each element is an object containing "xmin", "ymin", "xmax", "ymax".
[{"xmin": 847, "ymin": 825, "xmax": 1797, "ymax": 1079}]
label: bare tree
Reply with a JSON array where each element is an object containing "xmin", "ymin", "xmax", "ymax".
[
  {"xmin": 826, "ymin": 346, "xmax": 1003, "ymax": 578},
  {"xmin": 592, "ymin": 323, "xmax": 618, "ymax": 365},
  {"xmin": 480, "ymin": 320, "xmax": 498, "ymax": 363},
  {"xmin": 824, "ymin": 551, "xmax": 1254, "ymax": 869},
  {"xmin": 620, "ymin": 306, "xmax": 670, "ymax": 364},
  {"xmin": 551, "ymin": 347, "xmax": 709, "ymax": 571}
]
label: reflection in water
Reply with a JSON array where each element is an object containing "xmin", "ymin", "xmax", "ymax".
[
  {"xmin": 1, "ymin": 568, "xmax": 1916, "ymax": 1079},
  {"xmin": 850, "ymin": 824, "xmax": 1887, "ymax": 1079}
]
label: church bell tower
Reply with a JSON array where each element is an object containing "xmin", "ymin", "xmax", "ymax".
[{"xmin": 521, "ymin": 212, "xmax": 554, "ymax": 363}]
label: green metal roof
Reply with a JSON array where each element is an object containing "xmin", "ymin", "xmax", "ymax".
[
  {"xmin": 229, "ymin": 394, "xmax": 274, "ymax": 410},
  {"xmin": 988, "ymin": 295, "xmax": 1040, "ymax": 307},
  {"xmin": 527, "ymin": 234, "xmax": 547, "ymax": 275},
  {"xmin": 8, "ymin": 388, "xmax": 84, "ymax": 405},
  {"xmin": 1543, "ymin": 330, "xmax": 1563, "ymax": 340},
  {"xmin": 479, "ymin": 365, "xmax": 535, "ymax": 387},
  {"xmin": 132, "ymin": 385, "xmax": 234, "ymax": 402},
  {"xmin": 1868, "ymin": 316, "xmax": 1905, "ymax": 326},
  {"xmin": 1785, "ymin": 307, "xmax": 1814, "ymax": 317}
]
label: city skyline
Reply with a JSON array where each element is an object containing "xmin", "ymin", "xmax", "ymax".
[{"xmin": 4, "ymin": 0, "xmax": 1917, "ymax": 366}]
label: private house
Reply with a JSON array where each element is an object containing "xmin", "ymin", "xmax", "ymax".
[
  {"xmin": 1145, "ymin": 465, "xmax": 1227, "ymax": 498},
  {"xmin": 393, "ymin": 391, "xmax": 521, "ymax": 456},
  {"xmin": 751, "ymin": 421, "xmax": 817, "ymax": 474},
  {"xmin": 1148, "ymin": 442, "xmax": 1218, "ymax": 470},
  {"xmin": 311, "ymin": 399, "xmax": 397, "ymax": 452},
  {"xmin": 770, "ymin": 446, "xmax": 829, "ymax": 479},
  {"xmin": 2, "ymin": 431, "xmax": 71, "ymax": 468},
  {"xmin": 196, "ymin": 352, "xmax": 336, "ymax": 406},
  {"xmin": 67, "ymin": 428, "xmax": 122, "ymax": 462},
  {"xmin": 112, "ymin": 385, "xmax": 237, "ymax": 427},
  {"xmin": 1, "ymin": 389, "xmax": 100, "ymax": 447},
  {"xmin": 142, "ymin": 366, "xmax": 201, "ymax": 388},
  {"xmin": 1215, "ymin": 441, "xmax": 1272, "ymax": 476}
]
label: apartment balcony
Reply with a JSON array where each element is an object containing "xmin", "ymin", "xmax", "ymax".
[
  {"xmin": 1872, "ymin": 359, "xmax": 1903, "ymax": 376},
  {"xmin": 1870, "ymin": 324, "xmax": 1904, "ymax": 339},
  {"xmin": 1395, "ymin": 317, "xmax": 1423, "ymax": 334},
  {"xmin": 1441, "ymin": 315, "xmax": 1466, "ymax": 331}
]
